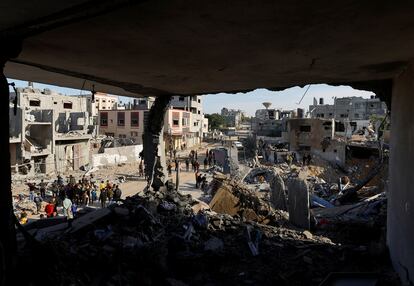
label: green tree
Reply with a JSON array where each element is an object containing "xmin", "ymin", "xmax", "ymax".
[{"xmin": 205, "ymin": 113, "xmax": 227, "ymax": 130}]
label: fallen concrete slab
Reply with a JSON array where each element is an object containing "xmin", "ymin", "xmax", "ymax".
[{"xmin": 287, "ymin": 177, "xmax": 310, "ymax": 229}]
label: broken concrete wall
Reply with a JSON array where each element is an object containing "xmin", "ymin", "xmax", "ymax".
[
  {"xmin": 287, "ymin": 118, "xmax": 333, "ymax": 151},
  {"xmin": 56, "ymin": 141, "xmax": 90, "ymax": 172},
  {"xmin": 388, "ymin": 63, "xmax": 414, "ymax": 285},
  {"xmin": 92, "ymin": 144, "xmax": 143, "ymax": 168},
  {"xmin": 312, "ymin": 139, "xmax": 346, "ymax": 167}
]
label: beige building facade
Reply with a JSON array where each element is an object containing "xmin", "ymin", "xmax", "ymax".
[{"xmin": 99, "ymin": 109, "xmax": 146, "ymax": 143}]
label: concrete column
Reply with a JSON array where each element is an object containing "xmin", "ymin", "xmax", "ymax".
[
  {"xmin": 388, "ymin": 63, "xmax": 414, "ymax": 285},
  {"xmin": 0, "ymin": 38, "xmax": 21, "ymax": 285},
  {"xmin": 143, "ymin": 95, "xmax": 172, "ymax": 190}
]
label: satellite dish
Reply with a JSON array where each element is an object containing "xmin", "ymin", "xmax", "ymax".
[{"xmin": 262, "ymin": 102, "xmax": 272, "ymax": 109}]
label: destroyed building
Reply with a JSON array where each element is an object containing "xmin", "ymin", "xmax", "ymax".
[
  {"xmin": 309, "ymin": 96, "xmax": 387, "ymax": 121},
  {"xmin": 253, "ymin": 103, "xmax": 304, "ymax": 138},
  {"xmin": 2, "ymin": 1, "xmax": 414, "ymax": 285},
  {"xmin": 221, "ymin": 108, "xmax": 245, "ymax": 128},
  {"xmin": 285, "ymin": 118, "xmax": 346, "ymax": 166},
  {"xmin": 9, "ymin": 87, "xmax": 96, "ymax": 176}
]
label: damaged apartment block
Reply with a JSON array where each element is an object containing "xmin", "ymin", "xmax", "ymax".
[{"xmin": 10, "ymin": 87, "xmax": 96, "ymax": 177}]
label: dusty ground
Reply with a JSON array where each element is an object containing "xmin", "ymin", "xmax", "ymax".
[{"xmin": 13, "ymin": 142, "xmax": 219, "ymax": 220}]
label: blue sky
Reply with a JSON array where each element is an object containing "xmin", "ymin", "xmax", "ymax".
[{"xmin": 8, "ymin": 79, "xmax": 374, "ymax": 116}]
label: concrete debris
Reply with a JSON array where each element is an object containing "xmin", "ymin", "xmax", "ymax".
[
  {"xmin": 16, "ymin": 180, "xmax": 399, "ymax": 286},
  {"xmin": 208, "ymin": 174, "xmax": 290, "ymax": 227},
  {"xmin": 287, "ymin": 177, "xmax": 310, "ymax": 230}
]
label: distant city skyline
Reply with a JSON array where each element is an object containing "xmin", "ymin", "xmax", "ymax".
[
  {"xmin": 8, "ymin": 79, "xmax": 374, "ymax": 116},
  {"xmin": 202, "ymin": 84, "xmax": 375, "ymax": 116}
]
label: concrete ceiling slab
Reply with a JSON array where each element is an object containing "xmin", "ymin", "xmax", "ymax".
[{"xmin": 2, "ymin": 0, "xmax": 414, "ymax": 97}]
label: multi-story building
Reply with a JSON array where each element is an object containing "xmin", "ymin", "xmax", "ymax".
[
  {"xmin": 9, "ymin": 87, "xmax": 95, "ymax": 176},
  {"xmin": 253, "ymin": 108, "xmax": 299, "ymax": 137},
  {"xmin": 221, "ymin": 108, "xmax": 245, "ymax": 128},
  {"xmin": 164, "ymin": 109, "xmax": 191, "ymax": 150},
  {"xmin": 97, "ymin": 95, "xmax": 208, "ymax": 148},
  {"xmin": 93, "ymin": 93, "xmax": 118, "ymax": 114},
  {"xmin": 132, "ymin": 97, "xmax": 155, "ymax": 110},
  {"xmin": 98, "ymin": 109, "xmax": 147, "ymax": 143},
  {"xmin": 285, "ymin": 118, "xmax": 346, "ymax": 166},
  {"xmin": 169, "ymin": 95, "xmax": 208, "ymax": 145},
  {"xmin": 309, "ymin": 96, "xmax": 387, "ymax": 120}
]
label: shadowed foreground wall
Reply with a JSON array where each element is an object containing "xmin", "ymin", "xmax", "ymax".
[{"xmin": 388, "ymin": 63, "xmax": 414, "ymax": 285}]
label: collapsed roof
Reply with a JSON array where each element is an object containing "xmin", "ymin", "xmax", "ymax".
[{"xmin": 2, "ymin": 1, "xmax": 414, "ymax": 97}]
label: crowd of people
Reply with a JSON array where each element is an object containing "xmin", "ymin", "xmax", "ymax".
[
  {"xmin": 20, "ymin": 174, "xmax": 123, "ymax": 225},
  {"xmin": 167, "ymin": 148, "xmax": 217, "ymax": 175}
]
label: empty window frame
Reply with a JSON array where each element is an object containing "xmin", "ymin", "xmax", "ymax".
[
  {"xmin": 130, "ymin": 112, "xmax": 139, "ymax": 127},
  {"xmin": 117, "ymin": 112, "xmax": 125, "ymax": 126},
  {"xmin": 63, "ymin": 102, "xmax": 72, "ymax": 109},
  {"xmin": 299, "ymin": 125, "xmax": 311, "ymax": 132},
  {"xmin": 100, "ymin": 112, "xmax": 108, "ymax": 126},
  {"xmin": 29, "ymin": 99, "xmax": 40, "ymax": 107}
]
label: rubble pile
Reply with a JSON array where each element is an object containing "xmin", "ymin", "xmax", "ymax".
[
  {"xmin": 15, "ymin": 156, "xmax": 397, "ymax": 285},
  {"xmin": 208, "ymin": 173, "xmax": 290, "ymax": 227},
  {"xmin": 14, "ymin": 198, "xmax": 39, "ymax": 215}
]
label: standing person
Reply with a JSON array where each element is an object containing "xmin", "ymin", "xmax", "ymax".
[
  {"xmin": 91, "ymin": 185, "xmax": 97, "ymax": 205},
  {"xmin": 58, "ymin": 186, "xmax": 65, "ymax": 205},
  {"xmin": 28, "ymin": 183, "xmax": 35, "ymax": 201},
  {"xmin": 107, "ymin": 186, "xmax": 114, "ymax": 205},
  {"xmin": 302, "ymin": 153, "xmax": 307, "ymax": 166},
  {"xmin": 39, "ymin": 179, "xmax": 47, "ymax": 198},
  {"xmin": 195, "ymin": 171, "xmax": 200, "ymax": 188},
  {"xmin": 114, "ymin": 185, "xmax": 122, "ymax": 202},
  {"xmin": 51, "ymin": 181, "xmax": 59, "ymax": 198},
  {"xmin": 205, "ymin": 149, "xmax": 209, "ymax": 158},
  {"xmin": 34, "ymin": 193, "xmax": 43, "ymax": 215},
  {"xmin": 62, "ymin": 196, "xmax": 74, "ymax": 227},
  {"xmin": 99, "ymin": 180, "xmax": 106, "ymax": 192},
  {"xmin": 139, "ymin": 160, "xmax": 144, "ymax": 177},
  {"xmin": 208, "ymin": 155, "xmax": 212, "ymax": 167},
  {"xmin": 57, "ymin": 174, "xmax": 64, "ymax": 186},
  {"xmin": 86, "ymin": 184, "xmax": 91, "ymax": 206},
  {"xmin": 195, "ymin": 160, "xmax": 200, "ymax": 172},
  {"xmin": 90, "ymin": 174, "xmax": 96, "ymax": 185},
  {"xmin": 185, "ymin": 158, "xmax": 190, "ymax": 172},
  {"xmin": 195, "ymin": 150, "xmax": 198, "ymax": 160},
  {"xmin": 173, "ymin": 149, "xmax": 177, "ymax": 159},
  {"xmin": 69, "ymin": 175, "xmax": 76, "ymax": 185},
  {"xmin": 203, "ymin": 157, "xmax": 208, "ymax": 170},
  {"xmin": 167, "ymin": 162, "xmax": 172, "ymax": 175},
  {"xmin": 71, "ymin": 202, "xmax": 78, "ymax": 218},
  {"xmin": 33, "ymin": 193, "xmax": 43, "ymax": 213},
  {"xmin": 99, "ymin": 188, "xmax": 107, "ymax": 208}
]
